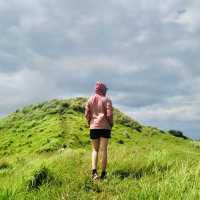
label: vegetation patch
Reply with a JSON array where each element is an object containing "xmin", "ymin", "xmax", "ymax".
[
  {"xmin": 36, "ymin": 138, "xmax": 62, "ymax": 153},
  {"xmin": 191, "ymin": 141, "xmax": 200, "ymax": 149},
  {"xmin": 114, "ymin": 108, "xmax": 142, "ymax": 132},
  {"xmin": 0, "ymin": 160, "xmax": 10, "ymax": 170},
  {"xmin": 26, "ymin": 166, "xmax": 60, "ymax": 190},
  {"xmin": 117, "ymin": 140, "xmax": 124, "ymax": 144},
  {"xmin": 112, "ymin": 150, "xmax": 172, "ymax": 180},
  {"xmin": 168, "ymin": 130, "xmax": 188, "ymax": 139},
  {"xmin": 81, "ymin": 177, "xmax": 101, "ymax": 193}
]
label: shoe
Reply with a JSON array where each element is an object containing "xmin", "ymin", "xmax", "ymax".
[
  {"xmin": 92, "ymin": 172, "xmax": 100, "ymax": 180},
  {"xmin": 100, "ymin": 171, "xmax": 107, "ymax": 179},
  {"xmin": 92, "ymin": 169, "xmax": 100, "ymax": 180}
]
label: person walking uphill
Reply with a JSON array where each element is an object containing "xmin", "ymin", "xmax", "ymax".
[{"xmin": 85, "ymin": 81, "xmax": 113, "ymax": 180}]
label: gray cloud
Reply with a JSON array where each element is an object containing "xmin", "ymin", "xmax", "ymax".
[{"xmin": 0, "ymin": 0, "xmax": 200, "ymax": 138}]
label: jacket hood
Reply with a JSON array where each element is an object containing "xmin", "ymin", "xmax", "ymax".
[{"xmin": 95, "ymin": 81, "xmax": 107, "ymax": 96}]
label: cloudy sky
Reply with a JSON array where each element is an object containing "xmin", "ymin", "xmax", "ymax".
[{"xmin": 0, "ymin": 0, "xmax": 200, "ymax": 139}]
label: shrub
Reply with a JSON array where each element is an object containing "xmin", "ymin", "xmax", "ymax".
[
  {"xmin": 26, "ymin": 166, "xmax": 60, "ymax": 190},
  {"xmin": 168, "ymin": 130, "xmax": 188, "ymax": 139}
]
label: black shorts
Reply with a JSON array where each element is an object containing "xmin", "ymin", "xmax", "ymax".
[{"xmin": 90, "ymin": 129, "xmax": 111, "ymax": 139}]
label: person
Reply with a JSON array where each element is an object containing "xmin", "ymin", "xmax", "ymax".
[{"xmin": 85, "ymin": 81, "xmax": 113, "ymax": 180}]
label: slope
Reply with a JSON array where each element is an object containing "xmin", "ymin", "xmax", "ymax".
[{"xmin": 0, "ymin": 97, "xmax": 199, "ymax": 200}]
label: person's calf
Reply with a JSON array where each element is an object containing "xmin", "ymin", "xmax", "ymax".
[
  {"xmin": 92, "ymin": 150, "xmax": 98, "ymax": 169},
  {"xmin": 100, "ymin": 149, "xmax": 107, "ymax": 171}
]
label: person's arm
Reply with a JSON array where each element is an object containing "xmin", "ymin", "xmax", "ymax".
[
  {"xmin": 106, "ymin": 98, "xmax": 113, "ymax": 127},
  {"xmin": 85, "ymin": 99, "xmax": 91, "ymax": 125}
]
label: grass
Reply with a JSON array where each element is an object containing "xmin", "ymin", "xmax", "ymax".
[
  {"xmin": 1, "ymin": 144, "xmax": 200, "ymax": 200},
  {"xmin": 0, "ymin": 97, "xmax": 199, "ymax": 200}
]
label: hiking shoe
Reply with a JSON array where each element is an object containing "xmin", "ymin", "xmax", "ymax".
[
  {"xmin": 92, "ymin": 169, "xmax": 100, "ymax": 180},
  {"xmin": 100, "ymin": 171, "xmax": 107, "ymax": 179},
  {"xmin": 92, "ymin": 172, "xmax": 100, "ymax": 180}
]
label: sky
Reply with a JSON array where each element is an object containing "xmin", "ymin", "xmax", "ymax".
[{"xmin": 0, "ymin": 0, "xmax": 200, "ymax": 139}]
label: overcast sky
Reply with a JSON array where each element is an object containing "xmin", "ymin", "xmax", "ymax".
[{"xmin": 0, "ymin": 0, "xmax": 200, "ymax": 139}]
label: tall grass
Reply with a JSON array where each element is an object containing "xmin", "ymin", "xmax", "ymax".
[{"xmin": 1, "ymin": 146, "xmax": 199, "ymax": 200}]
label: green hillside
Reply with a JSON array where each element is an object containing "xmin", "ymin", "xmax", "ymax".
[{"xmin": 0, "ymin": 97, "xmax": 199, "ymax": 200}]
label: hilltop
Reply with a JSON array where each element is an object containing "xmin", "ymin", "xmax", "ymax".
[
  {"xmin": 0, "ymin": 97, "xmax": 144, "ymax": 156},
  {"xmin": 0, "ymin": 97, "xmax": 169, "ymax": 157},
  {"xmin": 0, "ymin": 97, "xmax": 199, "ymax": 200}
]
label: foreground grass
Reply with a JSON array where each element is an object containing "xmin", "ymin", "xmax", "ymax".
[{"xmin": 1, "ymin": 139, "xmax": 200, "ymax": 200}]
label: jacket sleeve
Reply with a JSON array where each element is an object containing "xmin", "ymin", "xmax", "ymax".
[
  {"xmin": 106, "ymin": 98, "xmax": 113, "ymax": 127},
  {"xmin": 85, "ymin": 99, "xmax": 91, "ymax": 125}
]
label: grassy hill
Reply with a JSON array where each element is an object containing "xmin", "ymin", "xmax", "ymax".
[{"xmin": 0, "ymin": 97, "xmax": 200, "ymax": 200}]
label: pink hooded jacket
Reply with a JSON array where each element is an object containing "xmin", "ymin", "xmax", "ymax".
[{"xmin": 85, "ymin": 82, "xmax": 113, "ymax": 130}]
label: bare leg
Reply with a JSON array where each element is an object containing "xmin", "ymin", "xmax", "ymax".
[
  {"xmin": 99, "ymin": 137, "xmax": 109, "ymax": 172},
  {"xmin": 91, "ymin": 139, "xmax": 100, "ymax": 170}
]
